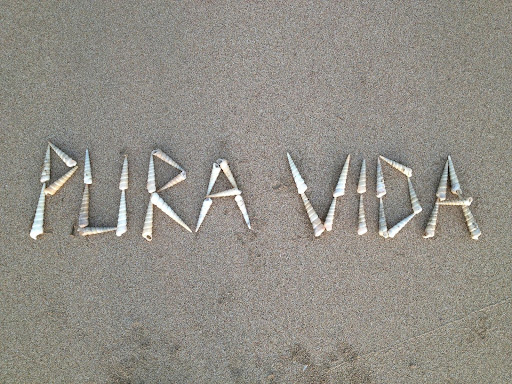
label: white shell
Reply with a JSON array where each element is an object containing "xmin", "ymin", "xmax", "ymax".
[
  {"xmin": 376, "ymin": 158, "xmax": 386, "ymax": 198},
  {"xmin": 79, "ymin": 227, "xmax": 116, "ymax": 236},
  {"xmin": 423, "ymin": 201, "xmax": 439, "ymax": 239},
  {"xmin": 407, "ymin": 177, "xmax": 422, "ymax": 214},
  {"xmin": 150, "ymin": 193, "xmax": 192, "ymax": 233},
  {"xmin": 30, "ymin": 183, "xmax": 46, "ymax": 240},
  {"xmin": 235, "ymin": 195, "xmax": 251, "ymax": 229},
  {"xmin": 378, "ymin": 197, "xmax": 388, "ymax": 238},
  {"xmin": 40, "ymin": 144, "xmax": 51, "ymax": 183},
  {"xmin": 357, "ymin": 194, "xmax": 367, "ymax": 235},
  {"xmin": 436, "ymin": 160, "xmax": 449, "ymax": 201},
  {"xmin": 142, "ymin": 200, "xmax": 154, "ymax": 241},
  {"xmin": 438, "ymin": 197, "xmax": 473, "ymax": 206},
  {"xmin": 48, "ymin": 142, "xmax": 77, "ymax": 167},
  {"xmin": 147, "ymin": 154, "xmax": 156, "ymax": 193},
  {"xmin": 44, "ymin": 166, "xmax": 78, "ymax": 196},
  {"xmin": 217, "ymin": 158, "xmax": 238, "ymax": 189},
  {"xmin": 462, "ymin": 205, "xmax": 481, "ymax": 240},
  {"xmin": 357, "ymin": 159, "xmax": 366, "ymax": 194},
  {"xmin": 157, "ymin": 171, "xmax": 186, "ymax": 192},
  {"xmin": 300, "ymin": 193, "xmax": 324, "ymax": 237},
  {"xmin": 447, "ymin": 155, "xmax": 461, "ymax": 195},
  {"xmin": 388, "ymin": 212, "xmax": 416, "ymax": 238},
  {"xmin": 152, "ymin": 149, "xmax": 184, "ymax": 172},
  {"xmin": 379, "ymin": 155, "xmax": 412, "ymax": 177},
  {"xmin": 324, "ymin": 197, "xmax": 337, "ymax": 231},
  {"xmin": 206, "ymin": 188, "xmax": 241, "ymax": 198},
  {"xmin": 206, "ymin": 163, "xmax": 221, "ymax": 195},
  {"xmin": 333, "ymin": 154, "xmax": 351, "ymax": 197},
  {"xmin": 119, "ymin": 155, "xmax": 128, "ymax": 190},
  {"xmin": 78, "ymin": 184, "xmax": 89, "ymax": 228},
  {"xmin": 84, "ymin": 149, "xmax": 92, "ymax": 184},
  {"xmin": 116, "ymin": 190, "xmax": 127, "ymax": 237},
  {"xmin": 195, "ymin": 198, "xmax": 213, "ymax": 232},
  {"xmin": 287, "ymin": 153, "xmax": 307, "ymax": 194}
]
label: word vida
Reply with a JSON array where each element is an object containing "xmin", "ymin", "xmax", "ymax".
[{"xmin": 30, "ymin": 142, "xmax": 481, "ymax": 241}]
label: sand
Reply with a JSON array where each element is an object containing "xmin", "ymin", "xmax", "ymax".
[{"xmin": 1, "ymin": 2, "xmax": 511, "ymax": 383}]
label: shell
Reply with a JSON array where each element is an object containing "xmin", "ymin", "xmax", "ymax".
[
  {"xmin": 357, "ymin": 159, "xmax": 366, "ymax": 194},
  {"xmin": 286, "ymin": 153, "xmax": 307, "ymax": 194},
  {"xmin": 217, "ymin": 158, "xmax": 238, "ymax": 189},
  {"xmin": 407, "ymin": 177, "xmax": 422, "ymax": 214},
  {"xmin": 146, "ymin": 154, "xmax": 156, "ymax": 193},
  {"xmin": 206, "ymin": 188, "xmax": 242, "ymax": 198},
  {"xmin": 423, "ymin": 201, "xmax": 439, "ymax": 239},
  {"xmin": 300, "ymin": 193, "xmax": 325, "ymax": 237},
  {"xmin": 157, "ymin": 171, "xmax": 186, "ymax": 192},
  {"xmin": 116, "ymin": 190, "xmax": 127, "ymax": 237},
  {"xmin": 436, "ymin": 160, "xmax": 449, "ymax": 201},
  {"xmin": 84, "ymin": 149, "xmax": 92, "ymax": 184},
  {"xmin": 30, "ymin": 183, "xmax": 46, "ymax": 240},
  {"xmin": 376, "ymin": 158, "xmax": 387, "ymax": 198},
  {"xmin": 150, "ymin": 193, "xmax": 192, "ymax": 233},
  {"xmin": 44, "ymin": 166, "xmax": 78, "ymax": 196},
  {"xmin": 40, "ymin": 144, "xmax": 51, "ymax": 183},
  {"xmin": 388, "ymin": 212, "xmax": 416, "ymax": 238},
  {"xmin": 447, "ymin": 155, "xmax": 462, "ymax": 195},
  {"xmin": 195, "ymin": 198, "xmax": 213, "ymax": 232},
  {"xmin": 379, "ymin": 155, "xmax": 412, "ymax": 177},
  {"xmin": 119, "ymin": 155, "xmax": 128, "ymax": 190},
  {"xmin": 324, "ymin": 197, "xmax": 337, "ymax": 231},
  {"xmin": 152, "ymin": 149, "xmax": 184, "ymax": 172},
  {"xmin": 357, "ymin": 194, "xmax": 368, "ymax": 235},
  {"xmin": 48, "ymin": 142, "xmax": 77, "ymax": 167},
  {"xmin": 78, "ymin": 227, "xmax": 116, "ymax": 236},
  {"xmin": 78, "ymin": 184, "xmax": 89, "ymax": 228},
  {"xmin": 142, "ymin": 200, "xmax": 154, "ymax": 241},
  {"xmin": 235, "ymin": 195, "xmax": 251, "ymax": 229},
  {"xmin": 206, "ymin": 163, "xmax": 221, "ymax": 195},
  {"xmin": 333, "ymin": 154, "xmax": 351, "ymax": 197},
  {"xmin": 461, "ymin": 205, "xmax": 481, "ymax": 240},
  {"xmin": 378, "ymin": 197, "xmax": 388, "ymax": 238},
  {"xmin": 438, "ymin": 197, "xmax": 473, "ymax": 206}
]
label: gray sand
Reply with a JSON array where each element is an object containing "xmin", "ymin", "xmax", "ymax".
[{"xmin": 1, "ymin": 2, "xmax": 511, "ymax": 383}]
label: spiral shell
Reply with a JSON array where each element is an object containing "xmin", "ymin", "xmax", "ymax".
[
  {"xmin": 407, "ymin": 177, "xmax": 422, "ymax": 214},
  {"xmin": 333, "ymin": 154, "xmax": 351, "ymax": 197},
  {"xmin": 378, "ymin": 197, "xmax": 388, "ymax": 238},
  {"xmin": 49, "ymin": 142, "xmax": 77, "ymax": 167},
  {"xmin": 379, "ymin": 155, "xmax": 412, "ymax": 177},
  {"xmin": 78, "ymin": 184, "xmax": 89, "ymax": 228},
  {"xmin": 217, "ymin": 158, "xmax": 238, "ymax": 189},
  {"xmin": 84, "ymin": 149, "xmax": 92, "ymax": 184},
  {"xmin": 79, "ymin": 227, "xmax": 116, "ymax": 236},
  {"xmin": 357, "ymin": 159, "xmax": 366, "ymax": 194},
  {"xmin": 206, "ymin": 188, "xmax": 241, "ymax": 198},
  {"xmin": 388, "ymin": 212, "xmax": 416, "ymax": 238},
  {"xmin": 206, "ymin": 163, "xmax": 221, "ymax": 195},
  {"xmin": 147, "ymin": 154, "xmax": 156, "ymax": 193},
  {"xmin": 40, "ymin": 144, "xmax": 51, "ymax": 183},
  {"xmin": 195, "ymin": 198, "xmax": 213, "ymax": 232},
  {"xmin": 447, "ymin": 155, "xmax": 461, "ymax": 195},
  {"xmin": 376, "ymin": 158, "xmax": 386, "ymax": 198},
  {"xmin": 152, "ymin": 149, "xmax": 184, "ymax": 172},
  {"xmin": 436, "ymin": 160, "xmax": 449, "ymax": 201},
  {"xmin": 357, "ymin": 194, "xmax": 368, "ymax": 235},
  {"xmin": 142, "ymin": 200, "xmax": 154, "ymax": 241},
  {"xmin": 30, "ymin": 183, "xmax": 46, "ymax": 240},
  {"xmin": 151, "ymin": 193, "xmax": 192, "ymax": 233},
  {"xmin": 44, "ymin": 166, "xmax": 78, "ymax": 196},
  {"xmin": 235, "ymin": 195, "xmax": 251, "ymax": 229},
  {"xmin": 157, "ymin": 171, "xmax": 186, "ymax": 192},
  {"xmin": 300, "ymin": 193, "xmax": 324, "ymax": 237},
  {"xmin": 438, "ymin": 198, "xmax": 473, "ymax": 206},
  {"xmin": 324, "ymin": 197, "xmax": 337, "ymax": 232},
  {"xmin": 119, "ymin": 155, "xmax": 128, "ymax": 190},
  {"xmin": 287, "ymin": 153, "xmax": 307, "ymax": 194},
  {"xmin": 423, "ymin": 201, "xmax": 439, "ymax": 239},
  {"xmin": 461, "ymin": 205, "xmax": 481, "ymax": 240},
  {"xmin": 116, "ymin": 190, "xmax": 127, "ymax": 237}
]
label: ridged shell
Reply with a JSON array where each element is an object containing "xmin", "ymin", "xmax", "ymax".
[
  {"xmin": 40, "ymin": 144, "xmax": 51, "ymax": 183},
  {"xmin": 195, "ymin": 198, "xmax": 213, "ymax": 232},
  {"xmin": 142, "ymin": 200, "xmax": 154, "ymax": 241},
  {"xmin": 119, "ymin": 155, "xmax": 128, "ymax": 190},
  {"xmin": 235, "ymin": 195, "xmax": 251, "ymax": 229},
  {"xmin": 423, "ymin": 201, "xmax": 439, "ymax": 239},
  {"xmin": 287, "ymin": 153, "xmax": 307, "ymax": 194},
  {"xmin": 116, "ymin": 190, "xmax": 127, "ymax": 237},
  {"xmin": 379, "ymin": 155, "xmax": 412, "ymax": 177},
  {"xmin": 388, "ymin": 212, "xmax": 416, "ymax": 238},
  {"xmin": 206, "ymin": 188, "xmax": 241, "ymax": 198},
  {"xmin": 150, "ymin": 193, "xmax": 192, "ymax": 233},
  {"xmin": 436, "ymin": 160, "xmax": 449, "ymax": 201},
  {"xmin": 49, "ymin": 142, "xmax": 77, "ymax": 167},
  {"xmin": 44, "ymin": 166, "xmax": 78, "ymax": 196},
  {"xmin": 333, "ymin": 154, "xmax": 351, "ymax": 197},
  {"xmin": 217, "ymin": 158, "xmax": 238, "ymax": 189},
  {"xmin": 324, "ymin": 197, "xmax": 337, "ymax": 232},
  {"xmin": 378, "ymin": 197, "xmax": 388, "ymax": 238},
  {"xmin": 438, "ymin": 198, "xmax": 473, "ymax": 206},
  {"xmin": 79, "ymin": 227, "xmax": 116, "ymax": 236},
  {"xmin": 157, "ymin": 171, "xmax": 186, "ymax": 192},
  {"xmin": 300, "ymin": 193, "xmax": 325, "ymax": 237},
  {"xmin": 447, "ymin": 155, "xmax": 461, "ymax": 195},
  {"xmin": 206, "ymin": 163, "xmax": 221, "ymax": 195},
  {"xmin": 78, "ymin": 184, "xmax": 89, "ymax": 228},
  {"xmin": 152, "ymin": 149, "xmax": 184, "ymax": 172},
  {"xmin": 462, "ymin": 205, "xmax": 481, "ymax": 240},
  {"xmin": 357, "ymin": 194, "xmax": 367, "ymax": 235},
  {"xmin": 30, "ymin": 183, "xmax": 46, "ymax": 240},
  {"xmin": 357, "ymin": 159, "xmax": 366, "ymax": 194},
  {"xmin": 407, "ymin": 177, "xmax": 422, "ymax": 214},
  {"xmin": 376, "ymin": 158, "xmax": 386, "ymax": 198},
  {"xmin": 84, "ymin": 149, "xmax": 92, "ymax": 184},
  {"xmin": 147, "ymin": 154, "xmax": 156, "ymax": 193}
]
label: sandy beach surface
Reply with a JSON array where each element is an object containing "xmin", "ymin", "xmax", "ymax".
[{"xmin": 1, "ymin": 2, "xmax": 511, "ymax": 383}]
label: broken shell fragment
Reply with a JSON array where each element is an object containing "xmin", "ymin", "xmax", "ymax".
[
  {"xmin": 195, "ymin": 198, "xmax": 213, "ymax": 232},
  {"xmin": 119, "ymin": 155, "xmax": 128, "ymax": 190},
  {"xmin": 407, "ymin": 177, "xmax": 422, "ymax": 214},
  {"xmin": 48, "ymin": 141, "xmax": 77, "ymax": 167},
  {"xmin": 235, "ymin": 195, "xmax": 251, "ymax": 229},
  {"xmin": 379, "ymin": 155, "xmax": 412, "ymax": 177},
  {"xmin": 357, "ymin": 159, "xmax": 366, "ymax": 194},
  {"xmin": 44, "ymin": 166, "xmax": 78, "ymax": 196},
  {"xmin": 150, "ymin": 193, "xmax": 192, "ymax": 233},
  {"xmin": 84, "ymin": 149, "xmax": 92, "ymax": 184},
  {"xmin": 141, "ymin": 200, "xmax": 154, "ymax": 241},
  {"xmin": 300, "ymin": 193, "xmax": 325, "ymax": 237},
  {"xmin": 461, "ymin": 205, "xmax": 481, "ymax": 240},
  {"xmin": 157, "ymin": 171, "xmax": 186, "ymax": 192},
  {"xmin": 40, "ymin": 144, "xmax": 51, "ymax": 183},
  {"xmin": 287, "ymin": 153, "xmax": 307, "ymax": 194},
  {"xmin": 447, "ymin": 155, "xmax": 462, "ymax": 195},
  {"xmin": 324, "ymin": 197, "xmax": 337, "ymax": 232},
  {"xmin": 438, "ymin": 197, "xmax": 473, "ymax": 206},
  {"xmin": 378, "ymin": 197, "xmax": 388, "ymax": 238},
  {"xmin": 423, "ymin": 201, "xmax": 439, "ymax": 239},
  {"xmin": 388, "ymin": 212, "xmax": 416, "ymax": 238},
  {"xmin": 216, "ymin": 158, "xmax": 238, "ymax": 189},
  {"xmin": 30, "ymin": 183, "xmax": 46, "ymax": 240},
  {"xmin": 333, "ymin": 154, "xmax": 351, "ymax": 197},
  {"xmin": 152, "ymin": 149, "xmax": 185, "ymax": 172},
  {"xmin": 436, "ymin": 160, "xmax": 449, "ymax": 201},
  {"xmin": 376, "ymin": 158, "xmax": 386, "ymax": 198},
  {"xmin": 146, "ymin": 154, "xmax": 156, "ymax": 193},
  {"xmin": 116, "ymin": 190, "xmax": 127, "ymax": 237},
  {"xmin": 78, "ymin": 184, "xmax": 90, "ymax": 228},
  {"xmin": 79, "ymin": 227, "xmax": 117, "ymax": 236},
  {"xmin": 206, "ymin": 163, "xmax": 221, "ymax": 195},
  {"xmin": 357, "ymin": 194, "xmax": 368, "ymax": 235},
  {"xmin": 206, "ymin": 188, "xmax": 242, "ymax": 198}
]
